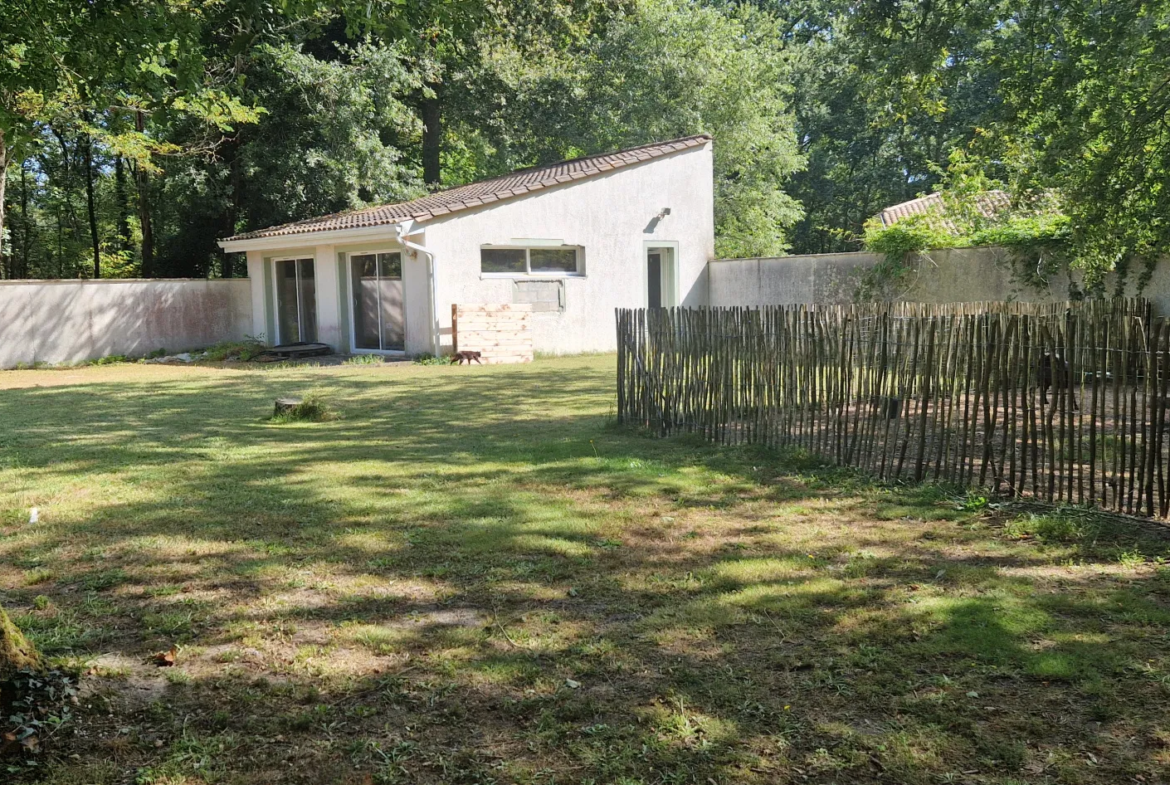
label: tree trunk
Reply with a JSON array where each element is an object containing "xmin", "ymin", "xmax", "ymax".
[
  {"xmin": 19, "ymin": 160, "xmax": 31, "ymax": 279},
  {"xmin": 0, "ymin": 603, "xmax": 39, "ymax": 682},
  {"xmin": 115, "ymin": 155, "xmax": 132, "ymax": 255},
  {"xmin": 55, "ymin": 206, "xmax": 64, "ymax": 277},
  {"xmin": 82, "ymin": 132, "xmax": 100, "ymax": 278},
  {"xmin": 135, "ymin": 111, "xmax": 154, "ymax": 278},
  {"xmin": 274, "ymin": 397, "xmax": 303, "ymax": 417},
  {"xmin": 0, "ymin": 601, "xmax": 40, "ymax": 723},
  {"xmin": 421, "ymin": 86, "xmax": 441, "ymax": 186},
  {"xmin": 222, "ymin": 138, "xmax": 241, "ymax": 278},
  {"xmin": 0, "ymin": 133, "xmax": 8, "ymax": 276},
  {"xmin": 49, "ymin": 125, "xmax": 83, "ymax": 253}
]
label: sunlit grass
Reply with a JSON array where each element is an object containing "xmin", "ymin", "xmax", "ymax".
[{"xmin": 2, "ymin": 355, "xmax": 1169, "ymax": 784}]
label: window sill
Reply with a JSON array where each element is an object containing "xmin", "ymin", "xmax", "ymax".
[{"xmin": 480, "ymin": 273, "xmax": 586, "ymax": 280}]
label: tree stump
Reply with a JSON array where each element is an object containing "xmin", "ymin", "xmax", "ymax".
[
  {"xmin": 0, "ymin": 603, "xmax": 39, "ymax": 682},
  {"xmin": 274, "ymin": 397, "xmax": 303, "ymax": 417}
]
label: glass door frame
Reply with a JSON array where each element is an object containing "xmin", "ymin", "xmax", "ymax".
[
  {"xmin": 643, "ymin": 240, "xmax": 680, "ymax": 309},
  {"xmin": 271, "ymin": 255, "xmax": 319, "ymax": 345},
  {"xmin": 347, "ymin": 248, "xmax": 407, "ymax": 355}
]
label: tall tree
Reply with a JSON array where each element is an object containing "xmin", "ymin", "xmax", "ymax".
[
  {"xmin": 1, "ymin": 0, "xmax": 266, "ymax": 274},
  {"xmin": 81, "ymin": 125, "xmax": 100, "ymax": 277},
  {"xmin": 358, "ymin": 0, "xmax": 620, "ymax": 186},
  {"xmin": 0, "ymin": 0, "xmax": 73, "ymax": 264},
  {"xmin": 481, "ymin": 0, "xmax": 805, "ymax": 256},
  {"xmin": 990, "ymin": 1, "xmax": 1170, "ymax": 275},
  {"xmin": 737, "ymin": 0, "xmax": 1008, "ymax": 253},
  {"xmin": 837, "ymin": 0, "xmax": 1170, "ymax": 275},
  {"xmin": 133, "ymin": 111, "xmax": 154, "ymax": 277},
  {"xmin": 114, "ymin": 155, "xmax": 132, "ymax": 255}
]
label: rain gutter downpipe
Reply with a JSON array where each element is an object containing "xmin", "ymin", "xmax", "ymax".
[{"xmin": 395, "ymin": 219, "xmax": 440, "ymax": 356}]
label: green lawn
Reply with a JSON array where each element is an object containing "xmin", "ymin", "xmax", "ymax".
[{"xmin": 1, "ymin": 356, "xmax": 1169, "ymax": 784}]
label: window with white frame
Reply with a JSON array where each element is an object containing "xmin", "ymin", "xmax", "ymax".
[{"xmin": 480, "ymin": 245, "xmax": 583, "ymax": 276}]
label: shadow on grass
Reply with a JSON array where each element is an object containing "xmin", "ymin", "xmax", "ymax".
[{"xmin": 1, "ymin": 359, "xmax": 1168, "ymax": 784}]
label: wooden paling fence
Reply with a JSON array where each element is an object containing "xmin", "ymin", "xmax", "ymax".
[{"xmin": 616, "ymin": 298, "xmax": 1170, "ymax": 519}]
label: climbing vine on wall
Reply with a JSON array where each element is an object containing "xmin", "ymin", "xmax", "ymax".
[
  {"xmin": 854, "ymin": 184, "xmax": 1119, "ymax": 301},
  {"xmin": 856, "ymin": 215, "xmax": 956, "ymax": 300}
]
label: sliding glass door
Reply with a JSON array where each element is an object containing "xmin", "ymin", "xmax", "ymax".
[
  {"xmin": 351, "ymin": 252, "xmax": 404, "ymax": 352},
  {"xmin": 274, "ymin": 258, "xmax": 318, "ymax": 344}
]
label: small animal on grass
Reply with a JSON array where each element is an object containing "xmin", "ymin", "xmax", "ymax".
[
  {"xmin": 1039, "ymin": 351, "xmax": 1078, "ymax": 409},
  {"xmin": 452, "ymin": 350, "xmax": 483, "ymax": 365}
]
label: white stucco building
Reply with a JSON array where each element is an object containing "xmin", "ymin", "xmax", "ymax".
[{"xmin": 218, "ymin": 135, "xmax": 714, "ymax": 356}]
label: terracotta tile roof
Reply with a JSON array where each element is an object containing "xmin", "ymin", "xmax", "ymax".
[
  {"xmin": 877, "ymin": 190, "xmax": 1011, "ymax": 231},
  {"xmin": 224, "ymin": 134, "xmax": 712, "ymax": 243}
]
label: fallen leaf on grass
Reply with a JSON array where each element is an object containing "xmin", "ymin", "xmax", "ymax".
[
  {"xmin": 152, "ymin": 646, "xmax": 178, "ymax": 667},
  {"xmin": 3, "ymin": 731, "xmax": 39, "ymax": 754}
]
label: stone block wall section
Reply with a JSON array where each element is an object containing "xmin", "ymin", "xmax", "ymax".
[
  {"xmin": 709, "ymin": 247, "xmax": 1170, "ymax": 316},
  {"xmin": 451, "ymin": 303, "xmax": 534, "ymax": 364},
  {"xmin": 0, "ymin": 279, "xmax": 254, "ymax": 369}
]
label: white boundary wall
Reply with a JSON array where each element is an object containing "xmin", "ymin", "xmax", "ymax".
[
  {"xmin": 0, "ymin": 279, "xmax": 253, "ymax": 369},
  {"xmin": 710, "ymin": 247, "xmax": 1170, "ymax": 315}
]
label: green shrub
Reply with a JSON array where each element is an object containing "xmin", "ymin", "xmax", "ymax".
[
  {"xmin": 87, "ymin": 354, "xmax": 130, "ymax": 366},
  {"xmin": 956, "ymin": 491, "xmax": 990, "ymax": 512},
  {"xmin": 856, "ymin": 213, "xmax": 958, "ymax": 299},
  {"xmin": 863, "ymin": 213, "xmax": 956, "ymax": 257},
  {"xmin": 1004, "ymin": 513, "xmax": 1085, "ymax": 543},
  {"xmin": 344, "ymin": 354, "xmax": 385, "ymax": 366},
  {"xmin": 203, "ymin": 339, "xmax": 267, "ymax": 362},
  {"xmin": 412, "ymin": 353, "xmax": 449, "ymax": 366},
  {"xmin": 966, "ymin": 212, "xmax": 1070, "ymax": 247}
]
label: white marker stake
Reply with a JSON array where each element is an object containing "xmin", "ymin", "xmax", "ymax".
[{"xmin": 29, "ymin": 508, "xmax": 39, "ymax": 524}]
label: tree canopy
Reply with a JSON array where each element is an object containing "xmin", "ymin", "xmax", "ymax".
[{"xmin": 0, "ymin": 0, "xmax": 1166, "ymax": 280}]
